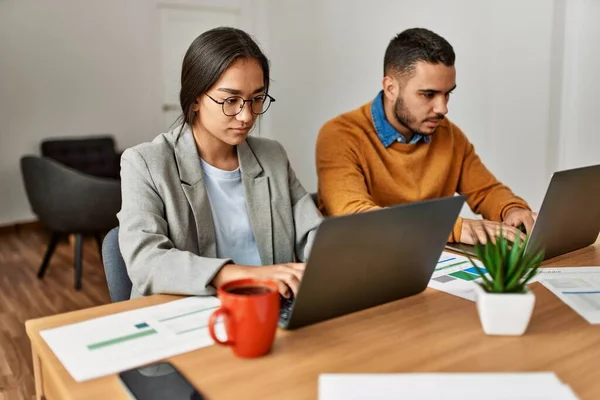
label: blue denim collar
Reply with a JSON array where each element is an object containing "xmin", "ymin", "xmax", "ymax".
[{"xmin": 370, "ymin": 90, "xmax": 431, "ymax": 147}]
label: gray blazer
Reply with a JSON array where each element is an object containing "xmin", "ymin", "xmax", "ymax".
[{"xmin": 117, "ymin": 126, "xmax": 322, "ymax": 298}]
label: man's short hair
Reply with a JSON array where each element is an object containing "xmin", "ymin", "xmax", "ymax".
[{"xmin": 383, "ymin": 28, "xmax": 455, "ymax": 77}]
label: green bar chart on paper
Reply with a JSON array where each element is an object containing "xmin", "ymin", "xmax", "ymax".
[
  {"xmin": 427, "ymin": 252, "xmax": 489, "ymax": 301},
  {"xmin": 433, "ymin": 254, "xmax": 487, "ymax": 282},
  {"xmin": 449, "ymin": 270, "xmax": 480, "ymax": 281},
  {"xmin": 87, "ymin": 329, "xmax": 158, "ymax": 350}
]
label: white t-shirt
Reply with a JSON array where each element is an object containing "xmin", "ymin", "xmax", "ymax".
[{"xmin": 200, "ymin": 158, "xmax": 262, "ymax": 266}]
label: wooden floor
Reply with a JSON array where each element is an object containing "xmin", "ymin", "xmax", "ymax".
[{"xmin": 0, "ymin": 229, "xmax": 111, "ymax": 400}]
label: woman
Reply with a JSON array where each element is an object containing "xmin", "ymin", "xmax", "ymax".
[{"xmin": 117, "ymin": 27, "xmax": 322, "ymax": 299}]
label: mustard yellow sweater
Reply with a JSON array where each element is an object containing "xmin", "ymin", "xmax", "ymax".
[{"xmin": 316, "ymin": 101, "xmax": 530, "ymax": 242}]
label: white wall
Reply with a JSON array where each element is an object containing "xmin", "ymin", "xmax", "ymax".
[
  {"xmin": 0, "ymin": 0, "xmax": 165, "ymax": 225},
  {"xmin": 267, "ymin": 0, "xmax": 559, "ymax": 217},
  {"xmin": 557, "ymin": 0, "xmax": 600, "ymax": 170},
  {"xmin": 264, "ymin": 0, "xmax": 320, "ymax": 186}
]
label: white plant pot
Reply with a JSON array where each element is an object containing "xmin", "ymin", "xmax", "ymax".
[{"xmin": 474, "ymin": 283, "xmax": 535, "ymax": 336}]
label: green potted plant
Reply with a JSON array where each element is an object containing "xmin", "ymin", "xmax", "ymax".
[{"xmin": 468, "ymin": 228, "xmax": 545, "ymax": 335}]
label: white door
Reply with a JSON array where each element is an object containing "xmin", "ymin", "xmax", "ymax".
[{"xmin": 158, "ymin": 1, "xmax": 252, "ymax": 131}]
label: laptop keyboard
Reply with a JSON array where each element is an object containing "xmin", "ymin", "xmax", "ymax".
[{"xmin": 279, "ymin": 294, "xmax": 295, "ymax": 324}]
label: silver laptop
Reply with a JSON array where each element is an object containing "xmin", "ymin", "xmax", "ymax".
[
  {"xmin": 446, "ymin": 164, "xmax": 600, "ymax": 260},
  {"xmin": 279, "ymin": 195, "xmax": 465, "ymax": 330}
]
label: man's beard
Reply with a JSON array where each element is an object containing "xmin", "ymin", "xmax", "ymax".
[{"xmin": 394, "ymin": 95, "xmax": 444, "ymax": 137}]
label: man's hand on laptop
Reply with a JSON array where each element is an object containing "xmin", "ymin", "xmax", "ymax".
[
  {"xmin": 503, "ymin": 208, "xmax": 538, "ymax": 234},
  {"xmin": 460, "ymin": 219, "xmax": 525, "ymax": 245}
]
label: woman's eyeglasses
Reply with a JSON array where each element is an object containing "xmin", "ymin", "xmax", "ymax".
[{"xmin": 205, "ymin": 93, "xmax": 275, "ymax": 117}]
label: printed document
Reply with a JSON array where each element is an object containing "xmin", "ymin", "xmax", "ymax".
[
  {"xmin": 536, "ymin": 266, "xmax": 600, "ymax": 324},
  {"xmin": 40, "ymin": 296, "xmax": 222, "ymax": 381},
  {"xmin": 319, "ymin": 373, "xmax": 579, "ymax": 399}
]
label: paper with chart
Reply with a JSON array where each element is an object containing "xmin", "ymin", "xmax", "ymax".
[
  {"xmin": 40, "ymin": 296, "xmax": 223, "ymax": 382},
  {"xmin": 428, "ymin": 251, "xmax": 488, "ymax": 301},
  {"xmin": 535, "ymin": 266, "xmax": 600, "ymax": 324},
  {"xmin": 318, "ymin": 373, "xmax": 579, "ymax": 399}
]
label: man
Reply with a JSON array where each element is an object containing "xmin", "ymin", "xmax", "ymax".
[{"xmin": 316, "ymin": 27, "xmax": 535, "ymax": 245}]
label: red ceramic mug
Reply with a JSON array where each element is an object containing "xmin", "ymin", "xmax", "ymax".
[{"xmin": 208, "ymin": 279, "xmax": 280, "ymax": 358}]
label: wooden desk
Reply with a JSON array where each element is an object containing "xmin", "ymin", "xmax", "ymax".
[{"xmin": 26, "ymin": 243, "xmax": 600, "ymax": 400}]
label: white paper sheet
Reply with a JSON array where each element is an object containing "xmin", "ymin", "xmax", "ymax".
[
  {"xmin": 536, "ymin": 266, "xmax": 600, "ymax": 324},
  {"xmin": 319, "ymin": 373, "xmax": 579, "ymax": 400},
  {"xmin": 428, "ymin": 251, "xmax": 486, "ymax": 301},
  {"xmin": 40, "ymin": 296, "xmax": 223, "ymax": 382}
]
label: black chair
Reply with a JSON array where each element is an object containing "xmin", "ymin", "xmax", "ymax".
[
  {"xmin": 20, "ymin": 155, "xmax": 121, "ymax": 290},
  {"xmin": 41, "ymin": 136, "xmax": 121, "ymax": 180},
  {"xmin": 102, "ymin": 227, "xmax": 132, "ymax": 302}
]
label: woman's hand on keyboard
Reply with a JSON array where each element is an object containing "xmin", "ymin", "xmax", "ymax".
[
  {"xmin": 252, "ymin": 263, "xmax": 305, "ymax": 298},
  {"xmin": 211, "ymin": 263, "xmax": 306, "ymax": 298}
]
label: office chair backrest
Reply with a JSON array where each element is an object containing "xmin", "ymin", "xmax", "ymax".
[
  {"xmin": 41, "ymin": 136, "xmax": 120, "ymax": 179},
  {"xmin": 20, "ymin": 155, "xmax": 121, "ymax": 233},
  {"xmin": 102, "ymin": 227, "xmax": 132, "ymax": 302}
]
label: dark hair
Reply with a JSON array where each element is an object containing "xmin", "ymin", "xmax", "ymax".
[
  {"xmin": 383, "ymin": 28, "xmax": 455, "ymax": 77},
  {"xmin": 178, "ymin": 27, "xmax": 270, "ymax": 129}
]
